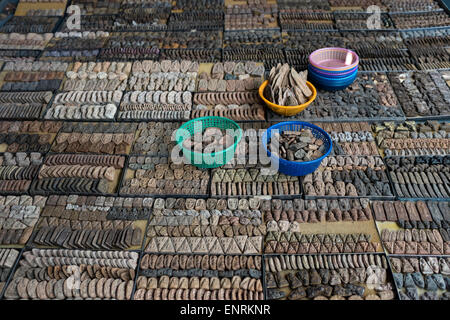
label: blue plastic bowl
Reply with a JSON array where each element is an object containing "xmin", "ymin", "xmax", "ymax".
[
  {"xmin": 308, "ymin": 64, "xmax": 358, "ymax": 78},
  {"xmin": 309, "ymin": 68, "xmax": 358, "ymax": 82},
  {"xmin": 308, "ymin": 70, "xmax": 358, "ymax": 86},
  {"xmin": 308, "ymin": 70, "xmax": 357, "ymax": 91},
  {"xmin": 308, "ymin": 64, "xmax": 359, "ymax": 75},
  {"xmin": 262, "ymin": 121, "xmax": 333, "ymax": 176}
]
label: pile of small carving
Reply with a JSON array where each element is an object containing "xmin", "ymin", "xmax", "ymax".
[
  {"xmin": 265, "ymin": 63, "xmax": 312, "ymax": 106},
  {"xmin": 183, "ymin": 127, "xmax": 235, "ymax": 153},
  {"xmin": 268, "ymin": 129, "xmax": 325, "ymax": 162}
]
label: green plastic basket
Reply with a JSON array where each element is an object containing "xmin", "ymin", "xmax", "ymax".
[{"xmin": 176, "ymin": 116, "xmax": 243, "ymax": 169}]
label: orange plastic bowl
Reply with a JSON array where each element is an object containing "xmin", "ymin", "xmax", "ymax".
[{"xmin": 258, "ymin": 80, "xmax": 317, "ymax": 117}]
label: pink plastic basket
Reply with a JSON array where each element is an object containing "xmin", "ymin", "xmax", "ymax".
[{"xmin": 309, "ymin": 48, "xmax": 359, "ymax": 71}]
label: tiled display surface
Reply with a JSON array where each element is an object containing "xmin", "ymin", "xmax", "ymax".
[{"xmin": 0, "ymin": 0, "xmax": 449, "ymax": 300}]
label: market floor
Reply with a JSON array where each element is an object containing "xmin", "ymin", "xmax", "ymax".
[{"xmin": 0, "ymin": 0, "xmax": 449, "ymax": 301}]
